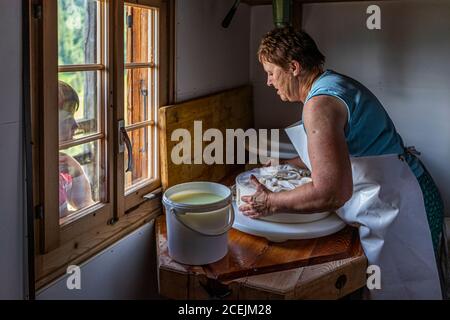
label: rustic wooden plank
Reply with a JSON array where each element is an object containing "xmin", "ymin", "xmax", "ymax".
[
  {"xmin": 204, "ymin": 226, "xmax": 360, "ymax": 281},
  {"xmin": 158, "ymin": 268, "xmax": 189, "ymax": 299},
  {"xmin": 293, "ymin": 255, "xmax": 367, "ymax": 299},
  {"xmin": 203, "ymin": 229, "xmax": 271, "ymax": 280},
  {"xmin": 165, "ymin": 257, "xmax": 367, "ymax": 300},
  {"xmin": 239, "ymin": 267, "xmax": 305, "ymax": 295},
  {"xmin": 163, "ymin": 256, "xmax": 367, "ymax": 300},
  {"xmin": 159, "ymin": 86, "xmax": 253, "ymax": 189},
  {"xmin": 156, "ymin": 216, "xmax": 367, "ymax": 300},
  {"xmin": 157, "ymin": 213, "xmax": 361, "ymax": 283},
  {"xmin": 232, "ymin": 281, "xmax": 286, "ymax": 300},
  {"xmin": 303, "ymin": 224, "xmax": 359, "ymax": 262},
  {"xmin": 227, "ymin": 255, "xmax": 367, "ymax": 300},
  {"xmin": 155, "ymin": 169, "xmax": 368, "ymax": 300}
]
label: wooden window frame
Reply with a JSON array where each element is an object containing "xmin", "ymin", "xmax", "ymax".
[
  {"xmin": 121, "ymin": 3, "xmax": 161, "ymax": 212},
  {"xmin": 57, "ymin": 1, "xmax": 111, "ymax": 229},
  {"xmin": 29, "ymin": 0, "xmax": 174, "ymax": 290}
]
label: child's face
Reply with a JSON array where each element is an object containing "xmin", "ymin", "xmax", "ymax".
[{"xmin": 59, "ymin": 110, "xmax": 78, "ymax": 142}]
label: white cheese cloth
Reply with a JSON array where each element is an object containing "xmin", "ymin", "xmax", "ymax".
[{"xmin": 242, "ymin": 164, "xmax": 311, "ymax": 193}]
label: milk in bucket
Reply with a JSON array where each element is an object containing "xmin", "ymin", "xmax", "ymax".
[{"xmin": 162, "ymin": 182, "xmax": 234, "ymax": 265}]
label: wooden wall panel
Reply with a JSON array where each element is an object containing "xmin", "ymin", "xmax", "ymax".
[{"xmin": 159, "ymin": 86, "xmax": 253, "ymax": 189}]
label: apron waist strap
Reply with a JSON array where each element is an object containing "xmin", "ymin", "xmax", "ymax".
[
  {"xmin": 399, "ymin": 146, "xmax": 421, "ymax": 162},
  {"xmin": 404, "ymin": 146, "xmax": 421, "ymax": 157}
]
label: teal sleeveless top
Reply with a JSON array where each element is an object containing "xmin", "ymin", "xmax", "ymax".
[{"xmin": 305, "ymin": 69, "xmax": 424, "ymax": 178}]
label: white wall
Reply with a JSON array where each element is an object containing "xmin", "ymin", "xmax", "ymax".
[
  {"xmin": 250, "ymin": 6, "xmax": 301, "ymax": 129},
  {"xmin": 175, "ymin": 0, "xmax": 250, "ymax": 101},
  {"xmin": 0, "ymin": 0, "xmax": 24, "ymax": 300},
  {"xmin": 37, "ymin": 222, "xmax": 158, "ymax": 300},
  {"xmin": 251, "ymin": 0, "xmax": 450, "ymax": 214}
]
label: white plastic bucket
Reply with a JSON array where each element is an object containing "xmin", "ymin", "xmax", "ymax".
[{"xmin": 162, "ymin": 182, "xmax": 234, "ymax": 265}]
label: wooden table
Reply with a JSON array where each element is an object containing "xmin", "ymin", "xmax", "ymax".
[
  {"xmin": 156, "ymin": 215, "xmax": 368, "ymax": 300},
  {"xmin": 156, "ymin": 169, "xmax": 368, "ymax": 299}
]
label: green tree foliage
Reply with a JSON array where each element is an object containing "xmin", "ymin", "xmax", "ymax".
[
  {"xmin": 58, "ymin": 0, "xmax": 86, "ymax": 66},
  {"xmin": 58, "ymin": 0, "xmax": 97, "ymax": 121}
]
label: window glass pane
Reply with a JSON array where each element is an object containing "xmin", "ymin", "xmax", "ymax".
[
  {"xmin": 58, "ymin": 72, "xmax": 99, "ymax": 141},
  {"xmin": 125, "ymin": 127, "xmax": 153, "ymax": 190},
  {"xmin": 124, "ymin": 5, "xmax": 155, "ymax": 64},
  {"xmin": 58, "ymin": 0, "xmax": 99, "ymax": 65},
  {"xmin": 124, "ymin": 68, "xmax": 153, "ymax": 125},
  {"xmin": 59, "ymin": 140, "xmax": 104, "ymax": 222}
]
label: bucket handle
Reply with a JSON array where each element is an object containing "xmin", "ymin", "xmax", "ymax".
[{"xmin": 170, "ymin": 204, "xmax": 235, "ymax": 237}]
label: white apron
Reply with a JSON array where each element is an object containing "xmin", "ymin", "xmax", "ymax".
[{"xmin": 285, "ymin": 122, "xmax": 442, "ymax": 299}]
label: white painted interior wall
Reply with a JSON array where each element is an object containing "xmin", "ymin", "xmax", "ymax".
[
  {"xmin": 250, "ymin": 6, "xmax": 301, "ymax": 129},
  {"xmin": 250, "ymin": 0, "xmax": 450, "ymax": 214},
  {"xmin": 0, "ymin": 0, "xmax": 24, "ymax": 300},
  {"xmin": 175, "ymin": 0, "xmax": 250, "ymax": 101},
  {"xmin": 36, "ymin": 222, "xmax": 158, "ymax": 300}
]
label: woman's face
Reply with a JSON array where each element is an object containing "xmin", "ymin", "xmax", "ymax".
[{"xmin": 262, "ymin": 60, "xmax": 300, "ymax": 102}]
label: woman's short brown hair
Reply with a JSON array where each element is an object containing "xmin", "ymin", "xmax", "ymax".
[
  {"xmin": 258, "ymin": 27, "xmax": 325, "ymax": 73},
  {"xmin": 58, "ymin": 80, "xmax": 80, "ymax": 114}
]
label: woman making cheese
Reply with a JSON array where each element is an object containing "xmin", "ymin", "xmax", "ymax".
[{"xmin": 239, "ymin": 27, "xmax": 445, "ymax": 299}]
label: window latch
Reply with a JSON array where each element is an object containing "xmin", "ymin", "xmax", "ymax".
[
  {"xmin": 143, "ymin": 187, "xmax": 162, "ymax": 201},
  {"xmin": 126, "ymin": 14, "xmax": 133, "ymax": 28},
  {"xmin": 118, "ymin": 120, "xmax": 133, "ymax": 172}
]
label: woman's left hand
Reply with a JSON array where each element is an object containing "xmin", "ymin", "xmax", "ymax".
[{"xmin": 239, "ymin": 175, "xmax": 274, "ymax": 218}]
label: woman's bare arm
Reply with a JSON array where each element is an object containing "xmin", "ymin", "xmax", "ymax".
[
  {"xmin": 284, "ymin": 156, "xmax": 308, "ymax": 169},
  {"xmin": 271, "ymin": 95, "xmax": 353, "ymax": 212},
  {"xmin": 240, "ymin": 95, "xmax": 353, "ymax": 217},
  {"xmin": 265, "ymin": 156, "xmax": 308, "ymax": 170}
]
